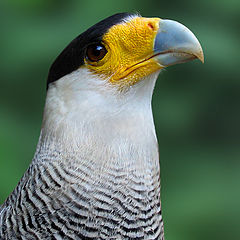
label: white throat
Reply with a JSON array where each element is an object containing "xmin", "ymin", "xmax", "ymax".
[{"xmin": 38, "ymin": 68, "xmax": 160, "ymax": 172}]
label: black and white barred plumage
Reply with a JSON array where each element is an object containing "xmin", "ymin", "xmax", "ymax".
[{"xmin": 0, "ymin": 136, "xmax": 164, "ymax": 239}]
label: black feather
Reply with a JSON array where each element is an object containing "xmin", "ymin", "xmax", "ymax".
[{"xmin": 47, "ymin": 13, "xmax": 135, "ymax": 88}]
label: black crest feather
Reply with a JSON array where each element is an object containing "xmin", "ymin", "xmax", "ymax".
[{"xmin": 47, "ymin": 13, "xmax": 134, "ymax": 88}]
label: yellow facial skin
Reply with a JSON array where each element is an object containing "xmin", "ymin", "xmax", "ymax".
[{"xmin": 85, "ymin": 17, "xmax": 162, "ymax": 87}]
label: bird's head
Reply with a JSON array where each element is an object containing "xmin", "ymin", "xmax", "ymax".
[
  {"xmin": 47, "ymin": 13, "xmax": 203, "ymax": 92},
  {"xmin": 43, "ymin": 13, "xmax": 203, "ymax": 137}
]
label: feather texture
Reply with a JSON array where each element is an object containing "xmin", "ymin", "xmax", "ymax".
[{"xmin": 0, "ymin": 68, "xmax": 164, "ymax": 239}]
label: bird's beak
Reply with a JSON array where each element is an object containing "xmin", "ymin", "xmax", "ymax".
[{"xmin": 154, "ymin": 19, "xmax": 204, "ymax": 67}]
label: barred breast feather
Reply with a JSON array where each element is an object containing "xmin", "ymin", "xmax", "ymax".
[{"xmin": 0, "ymin": 138, "xmax": 164, "ymax": 239}]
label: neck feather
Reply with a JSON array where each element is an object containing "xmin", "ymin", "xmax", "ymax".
[{"xmin": 37, "ymin": 68, "xmax": 160, "ymax": 173}]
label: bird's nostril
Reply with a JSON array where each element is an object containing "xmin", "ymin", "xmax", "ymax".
[{"xmin": 147, "ymin": 22, "xmax": 154, "ymax": 30}]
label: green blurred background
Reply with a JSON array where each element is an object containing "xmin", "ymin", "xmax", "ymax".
[{"xmin": 0, "ymin": 0, "xmax": 239, "ymax": 239}]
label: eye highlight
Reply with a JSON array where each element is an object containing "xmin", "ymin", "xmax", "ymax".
[{"xmin": 86, "ymin": 43, "xmax": 107, "ymax": 62}]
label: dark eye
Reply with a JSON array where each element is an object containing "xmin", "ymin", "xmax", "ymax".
[{"xmin": 86, "ymin": 43, "xmax": 107, "ymax": 62}]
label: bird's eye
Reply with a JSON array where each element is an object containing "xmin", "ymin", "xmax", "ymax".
[{"xmin": 86, "ymin": 43, "xmax": 107, "ymax": 62}]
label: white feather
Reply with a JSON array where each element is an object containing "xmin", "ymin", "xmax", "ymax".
[{"xmin": 38, "ymin": 67, "xmax": 160, "ymax": 174}]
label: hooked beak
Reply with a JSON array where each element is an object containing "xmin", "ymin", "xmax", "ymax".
[{"xmin": 154, "ymin": 19, "xmax": 204, "ymax": 67}]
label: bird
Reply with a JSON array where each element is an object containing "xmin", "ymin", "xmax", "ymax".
[{"xmin": 0, "ymin": 13, "xmax": 203, "ymax": 240}]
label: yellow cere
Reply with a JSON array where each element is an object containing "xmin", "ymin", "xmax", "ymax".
[{"xmin": 85, "ymin": 17, "xmax": 163, "ymax": 87}]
